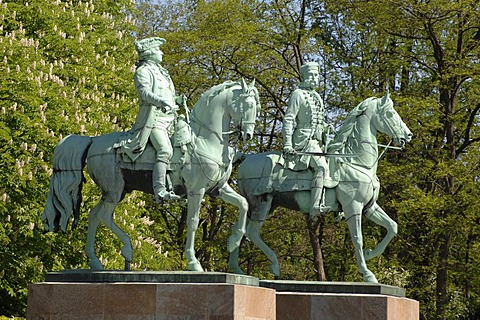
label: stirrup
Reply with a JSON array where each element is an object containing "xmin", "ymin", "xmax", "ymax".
[
  {"xmin": 155, "ymin": 190, "xmax": 181, "ymax": 203},
  {"xmin": 310, "ymin": 204, "xmax": 331, "ymax": 218}
]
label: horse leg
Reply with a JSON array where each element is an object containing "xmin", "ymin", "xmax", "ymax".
[
  {"xmin": 246, "ymin": 219, "xmax": 281, "ymax": 278},
  {"xmin": 228, "ymin": 219, "xmax": 280, "ymax": 278},
  {"xmin": 364, "ymin": 202, "xmax": 398, "ymax": 261},
  {"xmin": 245, "ymin": 194, "xmax": 280, "ymax": 278},
  {"xmin": 85, "ymin": 200, "xmax": 105, "ymax": 270},
  {"xmin": 95, "ymin": 199, "xmax": 134, "ymax": 270},
  {"xmin": 345, "ymin": 211, "xmax": 378, "ymax": 283},
  {"xmin": 227, "ymin": 214, "xmax": 246, "ymax": 275},
  {"xmin": 228, "ymin": 246, "xmax": 244, "ymax": 275},
  {"xmin": 185, "ymin": 188, "xmax": 206, "ymax": 272},
  {"xmin": 217, "ymin": 184, "xmax": 248, "ymax": 252}
]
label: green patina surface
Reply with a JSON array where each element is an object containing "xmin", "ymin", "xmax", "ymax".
[
  {"xmin": 45, "ymin": 270, "xmax": 259, "ymax": 286},
  {"xmin": 260, "ymin": 280, "xmax": 405, "ymax": 297}
]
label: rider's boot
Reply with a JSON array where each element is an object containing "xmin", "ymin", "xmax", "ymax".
[
  {"xmin": 153, "ymin": 161, "xmax": 181, "ymax": 203},
  {"xmin": 310, "ymin": 171, "xmax": 331, "ymax": 218}
]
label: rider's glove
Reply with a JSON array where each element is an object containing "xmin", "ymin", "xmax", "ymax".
[
  {"xmin": 283, "ymin": 146, "xmax": 295, "ymax": 155},
  {"xmin": 161, "ymin": 104, "xmax": 174, "ymax": 113}
]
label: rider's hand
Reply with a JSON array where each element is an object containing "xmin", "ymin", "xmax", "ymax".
[
  {"xmin": 161, "ymin": 104, "xmax": 174, "ymax": 113},
  {"xmin": 176, "ymin": 94, "xmax": 187, "ymax": 106},
  {"xmin": 283, "ymin": 146, "xmax": 295, "ymax": 155}
]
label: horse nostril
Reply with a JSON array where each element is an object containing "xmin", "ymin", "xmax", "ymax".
[{"xmin": 246, "ymin": 133, "xmax": 252, "ymax": 140}]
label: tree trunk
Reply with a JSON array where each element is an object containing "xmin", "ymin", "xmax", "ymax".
[
  {"xmin": 435, "ymin": 232, "xmax": 451, "ymax": 320},
  {"xmin": 306, "ymin": 216, "xmax": 326, "ymax": 281}
]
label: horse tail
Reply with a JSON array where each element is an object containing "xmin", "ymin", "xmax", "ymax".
[{"xmin": 42, "ymin": 135, "xmax": 93, "ymax": 232}]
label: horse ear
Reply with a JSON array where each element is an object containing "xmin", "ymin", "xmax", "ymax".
[
  {"xmin": 249, "ymin": 79, "xmax": 256, "ymax": 88},
  {"xmin": 241, "ymin": 78, "xmax": 248, "ymax": 93},
  {"xmin": 381, "ymin": 90, "xmax": 390, "ymax": 105}
]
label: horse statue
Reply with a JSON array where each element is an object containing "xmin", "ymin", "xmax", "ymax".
[
  {"xmin": 42, "ymin": 79, "xmax": 260, "ymax": 272},
  {"xmin": 228, "ymin": 92, "xmax": 412, "ymax": 283}
]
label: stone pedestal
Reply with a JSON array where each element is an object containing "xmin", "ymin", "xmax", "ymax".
[
  {"xmin": 275, "ymin": 292, "xmax": 418, "ymax": 320},
  {"xmin": 27, "ymin": 271, "xmax": 276, "ymax": 320},
  {"xmin": 261, "ymin": 280, "xmax": 419, "ymax": 320},
  {"xmin": 27, "ymin": 271, "xmax": 419, "ymax": 320}
]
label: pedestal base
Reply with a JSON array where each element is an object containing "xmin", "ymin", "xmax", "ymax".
[
  {"xmin": 276, "ymin": 292, "xmax": 419, "ymax": 320},
  {"xmin": 260, "ymin": 280, "xmax": 418, "ymax": 320},
  {"xmin": 27, "ymin": 272, "xmax": 419, "ymax": 320},
  {"xmin": 27, "ymin": 272, "xmax": 276, "ymax": 320}
]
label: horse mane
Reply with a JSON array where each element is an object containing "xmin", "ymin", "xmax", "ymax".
[
  {"xmin": 192, "ymin": 80, "xmax": 261, "ymax": 118},
  {"xmin": 327, "ymin": 97, "xmax": 377, "ymax": 152},
  {"xmin": 193, "ymin": 80, "xmax": 240, "ymax": 109}
]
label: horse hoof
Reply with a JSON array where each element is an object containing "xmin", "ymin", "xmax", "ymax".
[
  {"xmin": 121, "ymin": 245, "xmax": 133, "ymax": 262},
  {"xmin": 229, "ymin": 265, "xmax": 245, "ymax": 275},
  {"xmin": 187, "ymin": 261, "xmax": 204, "ymax": 272},
  {"xmin": 269, "ymin": 264, "xmax": 280, "ymax": 278},
  {"xmin": 88, "ymin": 259, "xmax": 104, "ymax": 270},
  {"xmin": 364, "ymin": 271, "xmax": 378, "ymax": 283}
]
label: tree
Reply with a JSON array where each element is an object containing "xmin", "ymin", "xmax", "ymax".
[
  {"xmin": 0, "ymin": 0, "xmax": 176, "ymax": 316},
  {"xmin": 319, "ymin": 0, "xmax": 480, "ymax": 318},
  {"xmin": 5, "ymin": 0, "xmax": 480, "ymax": 318}
]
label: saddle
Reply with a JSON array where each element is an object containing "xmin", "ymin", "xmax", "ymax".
[
  {"xmin": 113, "ymin": 115, "xmax": 193, "ymax": 171},
  {"xmin": 253, "ymin": 152, "xmax": 340, "ymax": 196},
  {"xmin": 113, "ymin": 116, "xmax": 231, "ymax": 197}
]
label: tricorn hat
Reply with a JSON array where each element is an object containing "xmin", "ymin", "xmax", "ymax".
[
  {"xmin": 135, "ymin": 37, "xmax": 166, "ymax": 54},
  {"xmin": 300, "ymin": 61, "xmax": 319, "ymax": 73}
]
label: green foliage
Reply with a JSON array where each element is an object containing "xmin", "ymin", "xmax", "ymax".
[
  {"xmin": 232, "ymin": 208, "xmax": 314, "ymax": 280},
  {"xmin": 2, "ymin": 0, "xmax": 480, "ymax": 319},
  {"xmin": 0, "ymin": 0, "xmax": 140, "ymax": 316}
]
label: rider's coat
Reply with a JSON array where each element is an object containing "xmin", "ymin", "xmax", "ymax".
[
  {"xmin": 282, "ymin": 88, "xmax": 328, "ymax": 171},
  {"xmin": 122, "ymin": 61, "xmax": 176, "ymax": 162}
]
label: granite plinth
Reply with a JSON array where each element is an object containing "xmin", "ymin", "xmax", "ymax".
[
  {"xmin": 29, "ymin": 272, "xmax": 419, "ymax": 319},
  {"xmin": 27, "ymin": 282, "xmax": 276, "ymax": 319},
  {"xmin": 276, "ymin": 292, "xmax": 419, "ymax": 320},
  {"xmin": 260, "ymin": 280, "xmax": 405, "ymax": 297},
  {"xmin": 46, "ymin": 270, "xmax": 259, "ymax": 286}
]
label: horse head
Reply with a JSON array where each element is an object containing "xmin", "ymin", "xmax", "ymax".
[
  {"xmin": 230, "ymin": 78, "xmax": 260, "ymax": 141},
  {"xmin": 374, "ymin": 92, "xmax": 412, "ymax": 148}
]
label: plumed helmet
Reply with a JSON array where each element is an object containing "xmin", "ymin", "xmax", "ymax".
[{"xmin": 134, "ymin": 37, "xmax": 166, "ymax": 55}]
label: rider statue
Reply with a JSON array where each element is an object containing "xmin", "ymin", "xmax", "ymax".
[
  {"xmin": 282, "ymin": 61, "xmax": 331, "ymax": 218},
  {"xmin": 122, "ymin": 37, "xmax": 184, "ymax": 203}
]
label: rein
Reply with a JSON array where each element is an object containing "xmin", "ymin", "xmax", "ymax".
[
  {"xmin": 189, "ymin": 110, "xmax": 238, "ymax": 142},
  {"xmin": 352, "ymin": 140, "xmax": 397, "ymax": 170},
  {"xmin": 189, "ymin": 85, "xmax": 257, "ymax": 142},
  {"xmin": 371, "ymin": 139, "xmax": 392, "ymax": 166},
  {"xmin": 342, "ymin": 140, "xmax": 396, "ymax": 173},
  {"xmin": 362, "ymin": 141, "xmax": 403, "ymax": 150}
]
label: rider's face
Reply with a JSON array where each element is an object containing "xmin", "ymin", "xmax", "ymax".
[
  {"xmin": 301, "ymin": 69, "xmax": 320, "ymax": 89},
  {"xmin": 148, "ymin": 48, "xmax": 164, "ymax": 64}
]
